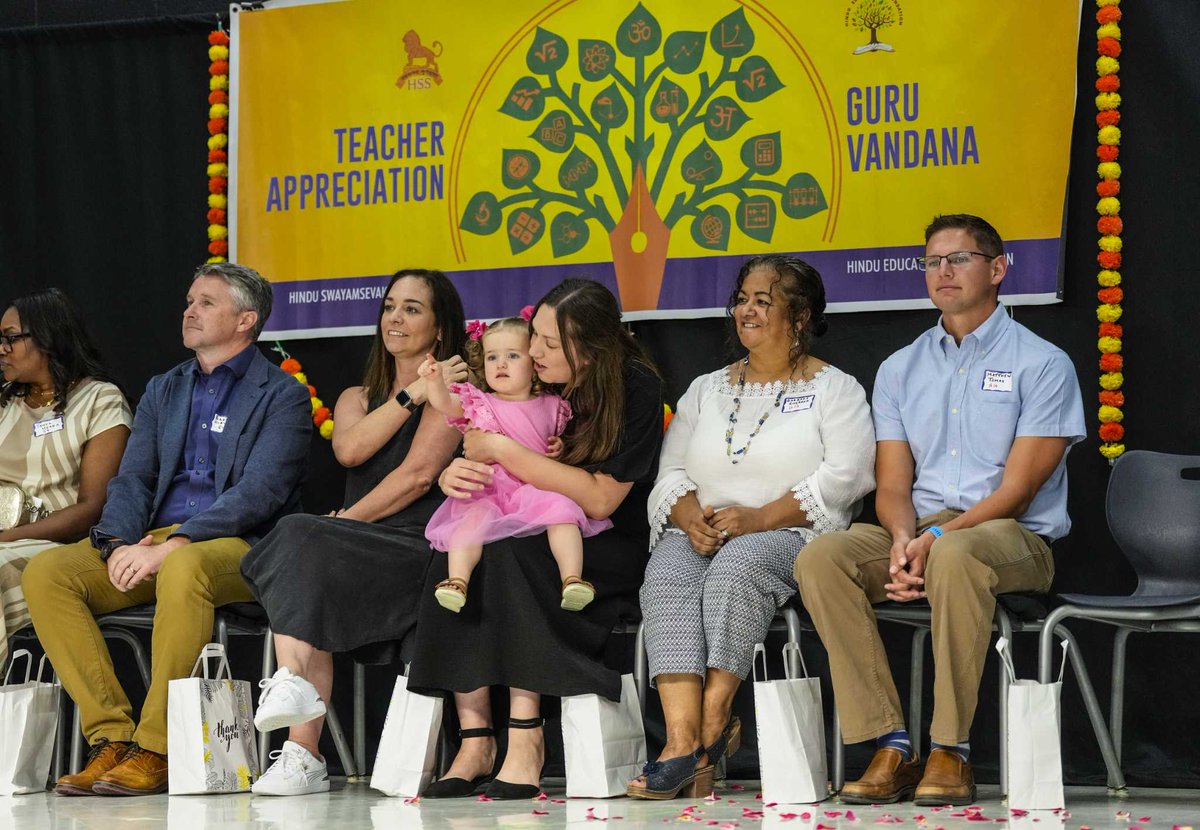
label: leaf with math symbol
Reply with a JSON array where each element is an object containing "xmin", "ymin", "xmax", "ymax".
[
  {"xmin": 499, "ymin": 77, "xmax": 545, "ymax": 121},
  {"xmin": 527, "ymin": 27, "xmax": 569, "ymax": 75}
]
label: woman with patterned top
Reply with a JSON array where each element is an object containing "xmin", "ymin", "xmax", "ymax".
[
  {"xmin": 0, "ymin": 288, "xmax": 131, "ymax": 665},
  {"xmin": 629, "ymin": 255, "xmax": 876, "ymax": 799}
]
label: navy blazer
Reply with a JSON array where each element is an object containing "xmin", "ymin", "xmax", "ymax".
[{"xmin": 93, "ymin": 347, "xmax": 312, "ymax": 546}]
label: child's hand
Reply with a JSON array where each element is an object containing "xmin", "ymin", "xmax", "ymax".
[
  {"xmin": 417, "ymin": 354, "xmax": 440, "ymax": 379},
  {"xmin": 544, "ymin": 436, "xmax": 564, "ymax": 458}
]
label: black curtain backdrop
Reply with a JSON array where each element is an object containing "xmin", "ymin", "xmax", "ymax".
[{"xmin": 2, "ymin": 3, "xmax": 1199, "ymax": 785}]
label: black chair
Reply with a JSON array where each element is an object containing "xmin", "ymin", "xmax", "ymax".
[{"xmin": 1038, "ymin": 450, "xmax": 1200, "ymax": 790}]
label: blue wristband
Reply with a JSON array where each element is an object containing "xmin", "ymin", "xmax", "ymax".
[{"xmin": 925, "ymin": 525, "xmax": 944, "ymax": 539}]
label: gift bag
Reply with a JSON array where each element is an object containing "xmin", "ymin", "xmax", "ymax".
[
  {"xmin": 371, "ymin": 674, "xmax": 443, "ymax": 797},
  {"xmin": 996, "ymin": 637, "xmax": 1068, "ymax": 810},
  {"xmin": 0, "ymin": 649, "xmax": 60, "ymax": 795},
  {"xmin": 562, "ymin": 673, "xmax": 647, "ymax": 798},
  {"xmin": 753, "ymin": 642, "xmax": 826, "ymax": 804},
  {"xmin": 167, "ymin": 643, "xmax": 260, "ymax": 794}
]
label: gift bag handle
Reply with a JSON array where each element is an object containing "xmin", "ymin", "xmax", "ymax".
[
  {"xmin": 781, "ymin": 642, "xmax": 811, "ymax": 681},
  {"xmin": 994, "ymin": 637, "xmax": 1018, "ymax": 684},
  {"xmin": 752, "ymin": 643, "xmax": 769, "ymax": 682},
  {"xmin": 3, "ymin": 648, "xmax": 32, "ymax": 685},
  {"xmin": 189, "ymin": 643, "xmax": 233, "ymax": 680}
]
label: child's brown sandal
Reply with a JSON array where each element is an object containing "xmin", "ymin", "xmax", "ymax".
[
  {"xmin": 435, "ymin": 577, "xmax": 469, "ymax": 613},
  {"xmin": 560, "ymin": 576, "xmax": 595, "ymax": 611}
]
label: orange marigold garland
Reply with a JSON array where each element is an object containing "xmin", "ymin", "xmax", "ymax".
[
  {"xmin": 274, "ymin": 344, "xmax": 335, "ymax": 440},
  {"xmin": 1095, "ymin": 0, "xmax": 1124, "ymax": 461},
  {"xmin": 206, "ymin": 27, "xmax": 231, "ymax": 262}
]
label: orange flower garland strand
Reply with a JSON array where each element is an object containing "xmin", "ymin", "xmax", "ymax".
[
  {"xmin": 1095, "ymin": 0, "xmax": 1124, "ymax": 461},
  {"xmin": 207, "ymin": 27, "xmax": 230, "ymax": 262},
  {"xmin": 274, "ymin": 344, "xmax": 335, "ymax": 440}
]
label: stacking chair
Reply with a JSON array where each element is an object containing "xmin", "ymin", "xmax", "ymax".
[{"xmin": 1038, "ymin": 450, "xmax": 1200, "ymax": 789}]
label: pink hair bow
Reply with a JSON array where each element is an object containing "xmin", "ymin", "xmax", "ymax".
[
  {"xmin": 466, "ymin": 319, "xmax": 488, "ymax": 341},
  {"xmin": 519, "ymin": 305, "xmax": 535, "ymax": 322}
]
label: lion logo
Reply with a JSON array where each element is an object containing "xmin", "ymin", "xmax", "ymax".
[{"xmin": 397, "ymin": 30, "xmax": 444, "ymax": 89}]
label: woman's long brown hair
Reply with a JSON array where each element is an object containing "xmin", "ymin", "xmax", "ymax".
[{"xmin": 532, "ymin": 279, "xmax": 657, "ymax": 466}]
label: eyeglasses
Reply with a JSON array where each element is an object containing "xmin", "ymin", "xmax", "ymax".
[
  {"xmin": 0, "ymin": 332, "xmax": 32, "ymax": 349},
  {"xmin": 917, "ymin": 251, "xmax": 1000, "ymax": 271}
]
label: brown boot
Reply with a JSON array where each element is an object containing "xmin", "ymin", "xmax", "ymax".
[
  {"xmin": 913, "ymin": 748, "xmax": 976, "ymax": 806},
  {"xmin": 840, "ymin": 746, "xmax": 923, "ymax": 804},
  {"xmin": 55, "ymin": 739, "xmax": 133, "ymax": 796},
  {"xmin": 91, "ymin": 745, "xmax": 169, "ymax": 796}
]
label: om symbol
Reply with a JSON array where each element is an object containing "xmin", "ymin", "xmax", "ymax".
[{"xmin": 628, "ymin": 18, "xmax": 652, "ymax": 43}]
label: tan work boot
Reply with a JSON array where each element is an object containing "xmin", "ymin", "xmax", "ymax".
[
  {"xmin": 913, "ymin": 747, "xmax": 977, "ymax": 806},
  {"xmin": 55, "ymin": 739, "xmax": 133, "ymax": 796},
  {"xmin": 91, "ymin": 745, "xmax": 169, "ymax": 796},
  {"xmin": 839, "ymin": 746, "xmax": 923, "ymax": 804}
]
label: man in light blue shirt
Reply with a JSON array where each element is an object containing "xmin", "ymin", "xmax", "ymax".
[{"xmin": 796, "ymin": 214, "xmax": 1084, "ymax": 806}]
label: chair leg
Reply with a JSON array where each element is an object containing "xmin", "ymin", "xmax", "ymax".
[
  {"xmin": 634, "ymin": 621, "xmax": 648, "ymax": 717},
  {"xmin": 994, "ymin": 608, "xmax": 1014, "ymax": 797},
  {"xmin": 259, "ymin": 627, "xmax": 276, "ymax": 769},
  {"xmin": 70, "ymin": 704, "xmax": 84, "ymax": 774},
  {"xmin": 831, "ymin": 705, "xmax": 845, "ymax": 792},
  {"xmin": 325, "ymin": 703, "xmax": 358, "ymax": 778},
  {"xmin": 354, "ymin": 661, "xmax": 367, "ymax": 778},
  {"xmin": 1110, "ymin": 627, "xmax": 1132, "ymax": 765},
  {"xmin": 1052, "ymin": 623, "xmax": 1127, "ymax": 792},
  {"xmin": 781, "ymin": 607, "xmax": 803, "ymax": 677},
  {"xmin": 909, "ymin": 627, "xmax": 928, "ymax": 752},
  {"xmin": 214, "ymin": 615, "xmax": 229, "ymax": 650}
]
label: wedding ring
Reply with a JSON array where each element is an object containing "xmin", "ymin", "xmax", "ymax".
[{"xmin": 721, "ymin": 529, "xmax": 729, "ymax": 539}]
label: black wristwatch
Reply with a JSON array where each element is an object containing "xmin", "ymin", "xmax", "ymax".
[
  {"xmin": 395, "ymin": 388, "xmax": 418, "ymax": 412},
  {"xmin": 97, "ymin": 538, "xmax": 124, "ymax": 562}
]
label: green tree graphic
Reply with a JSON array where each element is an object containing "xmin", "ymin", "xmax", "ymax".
[
  {"xmin": 459, "ymin": 3, "xmax": 828, "ymax": 310},
  {"xmin": 846, "ymin": 0, "xmax": 902, "ymax": 54}
]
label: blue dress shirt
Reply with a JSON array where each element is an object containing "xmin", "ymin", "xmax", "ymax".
[
  {"xmin": 872, "ymin": 304, "xmax": 1085, "ymax": 540},
  {"xmin": 155, "ymin": 345, "xmax": 258, "ymax": 529}
]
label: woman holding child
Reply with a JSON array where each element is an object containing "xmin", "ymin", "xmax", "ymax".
[
  {"xmin": 409, "ymin": 278, "xmax": 664, "ymax": 800},
  {"xmin": 629, "ymin": 255, "xmax": 876, "ymax": 799}
]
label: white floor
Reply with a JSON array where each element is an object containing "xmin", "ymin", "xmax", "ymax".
[{"xmin": 3, "ymin": 780, "xmax": 1199, "ymax": 830}]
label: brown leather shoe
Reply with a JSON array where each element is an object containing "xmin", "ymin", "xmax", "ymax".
[
  {"xmin": 913, "ymin": 748, "xmax": 977, "ymax": 806},
  {"xmin": 839, "ymin": 746, "xmax": 923, "ymax": 804},
  {"xmin": 91, "ymin": 745, "xmax": 169, "ymax": 796},
  {"xmin": 55, "ymin": 739, "xmax": 133, "ymax": 796}
]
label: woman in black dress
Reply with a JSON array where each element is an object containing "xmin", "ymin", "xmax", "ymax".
[
  {"xmin": 240, "ymin": 268, "xmax": 467, "ymax": 793},
  {"xmin": 409, "ymin": 278, "xmax": 664, "ymax": 799}
]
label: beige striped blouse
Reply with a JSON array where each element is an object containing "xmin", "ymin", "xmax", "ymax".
[{"xmin": 0, "ymin": 379, "xmax": 132, "ymax": 513}]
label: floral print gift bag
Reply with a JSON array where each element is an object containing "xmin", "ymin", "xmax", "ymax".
[{"xmin": 167, "ymin": 643, "xmax": 260, "ymax": 794}]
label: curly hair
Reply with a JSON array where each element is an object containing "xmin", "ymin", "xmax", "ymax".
[
  {"xmin": 725, "ymin": 254, "xmax": 828, "ymax": 368},
  {"xmin": 465, "ymin": 317, "xmax": 538, "ymax": 394}
]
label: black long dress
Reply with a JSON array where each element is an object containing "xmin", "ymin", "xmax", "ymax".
[
  {"xmin": 240, "ymin": 402, "xmax": 445, "ymax": 664},
  {"xmin": 407, "ymin": 363, "xmax": 664, "ymax": 701}
]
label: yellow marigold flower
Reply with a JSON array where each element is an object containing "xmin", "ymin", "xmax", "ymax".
[
  {"xmin": 1097, "ymin": 336, "xmax": 1122, "ymax": 353},
  {"xmin": 1097, "ymin": 303, "xmax": 1123, "ymax": 323},
  {"xmin": 206, "ymin": 163, "xmax": 229, "ymax": 178},
  {"xmin": 1098, "ymin": 235, "xmax": 1123, "ymax": 253},
  {"xmin": 319, "ymin": 419, "xmax": 335, "ymax": 440},
  {"xmin": 293, "ymin": 371, "xmax": 307, "ymax": 385},
  {"xmin": 206, "ymin": 255, "xmax": 227, "ymax": 264},
  {"xmin": 1098, "ymin": 270, "xmax": 1121, "ymax": 287},
  {"xmin": 207, "ymin": 224, "xmax": 228, "ymax": 241},
  {"xmin": 1099, "ymin": 372, "xmax": 1124, "ymax": 391},
  {"xmin": 208, "ymin": 133, "xmax": 228, "ymax": 150},
  {"xmin": 1097, "ymin": 162, "xmax": 1121, "ymax": 180},
  {"xmin": 210, "ymin": 74, "xmax": 229, "ymax": 91},
  {"xmin": 208, "ymin": 45, "xmax": 229, "ymax": 61},
  {"xmin": 1095, "ymin": 92, "xmax": 1122, "ymax": 111},
  {"xmin": 1099, "ymin": 443, "xmax": 1125, "ymax": 460},
  {"xmin": 1097, "ymin": 197, "xmax": 1121, "ymax": 216},
  {"xmin": 311, "ymin": 397, "xmax": 323, "ymax": 414},
  {"xmin": 1098, "ymin": 405, "xmax": 1124, "ymax": 423},
  {"xmin": 1098, "ymin": 125, "xmax": 1122, "ymax": 145},
  {"xmin": 209, "ymin": 103, "xmax": 229, "ymax": 120},
  {"xmin": 1097, "ymin": 0, "xmax": 1120, "ymax": 7},
  {"xmin": 1096, "ymin": 56, "xmax": 1120, "ymax": 76},
  {"xmin": 208, "ymin": 194, "xmax": 228, "ymax": 209},
  {"xmin": 1098, "ymin": 23, "xmax": 1121, "ymax": 40}
]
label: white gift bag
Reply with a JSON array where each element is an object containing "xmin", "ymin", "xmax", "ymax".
[
  {"xmin": 371, "ymin": 674, "xmax": 443, "ymax": 797},
  {"xmin": 996, "ymin": 637, "xmax": 1068, "ymax": 810},
  {"xmin": 562, "ymin": 673, "xmax": 647, "ymax": 798},
  {"xmin": 167, "ymin": 643, "xmax": 260, "ymax": 794},
  {"xmin": 753, "ymin": 642, "xmax": 827, "ymax": 804},
  {"xmin": 0, "ymin": 649, "xmax": 60, "ymax": 795}
]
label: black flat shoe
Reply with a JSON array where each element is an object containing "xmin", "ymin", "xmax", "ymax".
[
  {"xmin": 422, "ymin": 726, "xmax": 496, "ymax": 799},
  {"xmin": 483, "ymin": 717, "xmax": 544, "ymax": 800}
]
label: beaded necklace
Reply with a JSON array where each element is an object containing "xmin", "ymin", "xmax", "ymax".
[{"xmin": 724, "ymin": 357, "xmax": 787, "ymax": 464}]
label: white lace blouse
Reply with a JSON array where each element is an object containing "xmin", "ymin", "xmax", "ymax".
[{"xmin": 646, "ymin": 364, "xmax": 877, "ymax": 549}]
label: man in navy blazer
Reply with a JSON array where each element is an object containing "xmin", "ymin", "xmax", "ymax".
[{"xmin": 24, "ymin": 263, "xmax": 312, "ymax": 796}]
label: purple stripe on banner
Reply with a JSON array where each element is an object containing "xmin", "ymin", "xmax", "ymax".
[{"xmin": 262, "ymin": 238, "xmax": 1062, "ymax": 335}]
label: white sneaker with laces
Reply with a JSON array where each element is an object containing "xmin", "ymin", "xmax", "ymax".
[
  {"xmin": 252, "ymin": 740, "xmax": 330, "ymax": 796},
  {"xmin": 254, "ymin": 667, "xmax": 327, "ymax": 732}
]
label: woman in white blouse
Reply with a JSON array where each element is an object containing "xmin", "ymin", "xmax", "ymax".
[{"xmin": 628, "ymin": 255, "xmax": 875, "ymax": 799}]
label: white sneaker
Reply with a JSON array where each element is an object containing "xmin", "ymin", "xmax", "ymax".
[
  {"xmin": 252, "ymin": 740, "xmax": 330, "ymax": 796},
  {"xmin": 254, "ymin": 667, "xmax": 327, "ymax": 732}
]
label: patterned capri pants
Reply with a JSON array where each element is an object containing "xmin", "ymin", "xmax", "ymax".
[{"xmin": 640, "ymin": 528, "xmax": 809, "ymax": 685}]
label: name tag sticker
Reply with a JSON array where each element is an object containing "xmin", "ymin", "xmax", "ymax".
[
  {"xmin": 33, "ymin": 416, "xmax": 65, "ymax": 437},
  {"xmin": 210, "ymin": 414, "xmax": 228, "ymax": 434},
  {"xmin": 781, "ymin": 394, "xmax": 816, "ymax": 413},
  {"xmin": 981, "ymin": 370, "xmax": 1014, "ymax": 393}
]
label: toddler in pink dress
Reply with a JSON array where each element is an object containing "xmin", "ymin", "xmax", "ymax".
[{"xmin": 420, "ymin": 316, "xmax": 610, "ymax": 613}]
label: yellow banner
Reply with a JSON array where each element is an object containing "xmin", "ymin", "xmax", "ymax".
[{"xmin": 231, "ymin": 0, "xmax": 1079, "ymax": 337}]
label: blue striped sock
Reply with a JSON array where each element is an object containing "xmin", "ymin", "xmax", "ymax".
[
  {"xmin": 932, "ymin": 740, "xmax": 970, "ymax": 761},
  {"xmin": 876, "ymin": 729, "xmax": 913, "ymax": 761}
]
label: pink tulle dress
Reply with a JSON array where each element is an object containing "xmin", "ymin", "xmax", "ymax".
[{"xmin": 424, "ymin": 383, "xmax": 613, "ymax": 552}]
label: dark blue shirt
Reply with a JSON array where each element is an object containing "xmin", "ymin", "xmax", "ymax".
[{"xmin": 154, "ymin": 345, "xmax": 257, "ymax": 529}]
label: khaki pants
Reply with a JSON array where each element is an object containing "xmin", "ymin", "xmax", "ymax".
[
  {"xmin": 22, "ymin": 526, "xmax": 252, "ymax": 755},
  {"xmin": 794, "ymin": 510, "xmax": 1053, "ymax": 746}
]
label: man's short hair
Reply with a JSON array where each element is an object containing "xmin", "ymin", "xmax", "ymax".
[
  {"xmin": 924, "ymin": 214, "xmax": 1005, "ymax": 258},
  {"xmin": 192, "ymin": 262, "xmax": 274, "ymax": 339}
]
